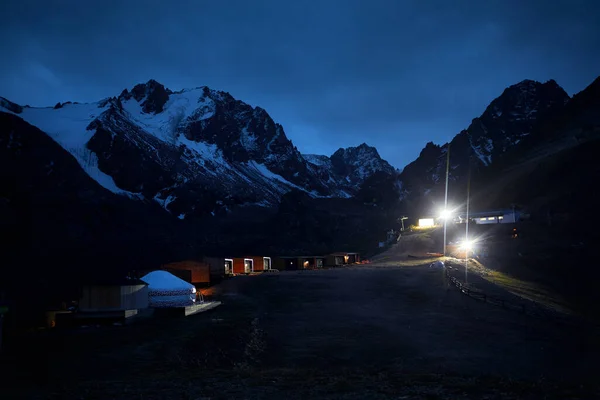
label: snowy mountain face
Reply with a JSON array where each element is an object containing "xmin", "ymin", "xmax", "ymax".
[
  {"xmin": 399, "ymin": 79, "xmax": 570, "ymax": 199},
  {"xmin": 0, "ymin": 80, "xmax": 394, "ymax": 218},
  {"xmin": 303, "ymin": 144, "xmax": 398, "ymax": 197}
]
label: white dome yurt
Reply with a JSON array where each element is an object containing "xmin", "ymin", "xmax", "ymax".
[{"xmin": 141, "ymin": 270, "xmax": 197, "ymax": 308}]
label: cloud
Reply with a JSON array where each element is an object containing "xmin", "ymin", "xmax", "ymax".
[
  {"xmin": 0, "ymin": 0, "xmax": 598, "ymax": 168},
  {"xmin": 27, "ymin": 62, "xmax": 61, "ymax": 88}
]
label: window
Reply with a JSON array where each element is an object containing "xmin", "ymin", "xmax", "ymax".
[
  {"xmin": 498, "ymin": 216, "xmax": 503, "ymax": 220},
  {"xmin": 488, "ymin": 217, "xmax": 495, "ymax": 220}
]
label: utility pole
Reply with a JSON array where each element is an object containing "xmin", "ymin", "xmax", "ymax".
[
  {"xmin": 465, "ymin": 162, "xmax": 471, "ymax": 284},
  {"xmin": 443, "ymin": 144, "xmax": 450, "ymax": 256}
]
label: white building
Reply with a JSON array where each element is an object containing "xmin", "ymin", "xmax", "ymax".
[{"xmin": 457, "ymin": 209, "xmax": 521, "ymax": 224}]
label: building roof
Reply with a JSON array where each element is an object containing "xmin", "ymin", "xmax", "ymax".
[
  {"xmin": 141, "ymin": 270, "xmax": 195, "ymax": 292},
  {"xmin": 82, "ymin": 276, "xmax": 148, "ymax": 287},
  {"xmin": 278, "ymin": 255, "xmax": 326, "ymax": 259},
  {"xmin": 458, "ymin": 210, "xmax": 516, "ymax": 218}
]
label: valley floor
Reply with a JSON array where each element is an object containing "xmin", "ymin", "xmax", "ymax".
[{"xmin": 1, "ymin": 256, "xmax": 598, "ymax": 399}]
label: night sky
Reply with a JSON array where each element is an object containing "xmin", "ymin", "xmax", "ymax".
[{"xmin": 1, "ymin": 0, "xmax": 598, "ymax": 169}]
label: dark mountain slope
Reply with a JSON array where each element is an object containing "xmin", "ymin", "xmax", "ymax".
[
  {"xmin": 0, "ymin": 112, "xmax": 203, "ymax": 317},
  {"xmin": 397, "ymin": 79, "xmax": 571, "ymax": 215}
]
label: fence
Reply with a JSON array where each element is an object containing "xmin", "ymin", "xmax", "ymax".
[{"xmin": 443, "ymin": 264, "xmax": 592, "ymax": 328}]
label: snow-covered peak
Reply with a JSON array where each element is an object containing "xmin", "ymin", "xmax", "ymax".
[
  {"xmin": 2, "ymin": 79, "xmax": 396, "ymax": 215},
  {"xmin": 302, "ymin": 143, "xmax": 397, "ymax": 194},
  {"xmin": 331, "ymin": 143, "xmax": 397, "ymax": 178},
  {"xmin": 303, "ymin": 154, "xmax": 332, "ymax": 167}
]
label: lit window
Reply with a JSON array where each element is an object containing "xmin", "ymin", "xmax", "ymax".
[
  {"xmin": 488, "ymin": 217, "xmax": 495, "ymax": 220},
  {"xmin": 499, "ymin": 216, "xmax": 503, "ymax": 220}
]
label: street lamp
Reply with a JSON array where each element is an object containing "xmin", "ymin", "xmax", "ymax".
[
  {"xmin": 459, "ymin": 239, "xmax": 476, "ymax": 252},
  {"xmin": 442, "ymin": 143, "xmax": 451, "ymax": 256},
  {"xmin": 438, "ymin": 207, "xmax": 453, "ymax": 256},
  {"xmin": 439, "ymin": 209, "xmax": 452, "ymax": 220}
]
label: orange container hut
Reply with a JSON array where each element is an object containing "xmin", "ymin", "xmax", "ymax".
[
  {"xmin": 161, "ymin": 260, "xmax": 211, "ymax": 286},
  {"xmin": 231, "ymin": 256, "xmax": 272, "ymax": 274},
  {"xmin": 232, "ymin": 257, "xmax": 254, "ymax": 274}
]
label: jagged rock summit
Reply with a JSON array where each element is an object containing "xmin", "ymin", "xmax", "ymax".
[{"xmin": 0, "ymin": 79, "xmax": 396, "ymax": 218}]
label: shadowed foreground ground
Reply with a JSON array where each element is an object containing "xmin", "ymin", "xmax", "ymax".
[{"xmin": 2, "ymin": 261, "xmax": 598, "ymax": 399}]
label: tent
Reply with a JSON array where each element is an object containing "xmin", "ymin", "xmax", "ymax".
[{"xmin": 141, "ymin": 270, "xmax": 197, "ymax": 308}]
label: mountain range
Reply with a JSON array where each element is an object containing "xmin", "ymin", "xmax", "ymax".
[
  {"xmin": 1, "ymin": 75, "xmax": 599, "ymax": 297},
  {"xmin": 396, "ymin": 76, "xmax": 600, "ymax": 215},
  {"xmin": 0, "ymin": 80, "xmax": 396, "ymax": 219}
]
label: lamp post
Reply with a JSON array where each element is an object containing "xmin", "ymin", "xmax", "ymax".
[
  {"xmin": 443, "ymin": 144, "xmax": 450, "ymax": 256},
  {"xmin": 465, "ymin": 163, "xmax": 471, "ymax": 284}
]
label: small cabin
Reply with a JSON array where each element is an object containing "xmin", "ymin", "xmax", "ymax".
[
  {"xmin": 457, "ymin": 210, "xmax": 521, "ymax": 225},
  {"xmin": 274, "ymin": 256, "xmax": 325, "ymax": 270},
  {"xmin": 232, "ymin": 257, "xmax": 255, "ymax": 274},
  {"xmin": 231, "ymin": 256, "xmax": 271, "ymax": 274},
  {"xmin": 162, "ymin": 260, "xmax": 211, "ymax": 287},
  {"xmin": 326, "ymin": 252, "xmax": 360, "ymax": 266},
  {"xmin": 203, "ymin": 257, "xmax": 234, "ymax": 281},
  {"xmin": 79, "ymin": 278, "xmax": 149, "ymax": 319},
  {"xmin": 249, "ymin": 256, "xmax": 272, "ymax": 272}
]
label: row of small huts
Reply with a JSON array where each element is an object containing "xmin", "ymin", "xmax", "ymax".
[
  {"xmin": 154, "ymin": 252, "xmax": 362, "ymax": 287},
  {"xmin": 70, "ymin": 252, "xmax": 361, "ymax": 324}
]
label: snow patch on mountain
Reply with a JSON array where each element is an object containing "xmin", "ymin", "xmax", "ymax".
[
  {"xmin": 121, "ymin": 88, "xmax": 215, "ymax": 143},
  {"xmin": 247, "ymin": 161, "xmax": 315, "ymax": 195},
  {"xmin": 177, "ymin": 135, "xmax": 226, "ymax": 171},
  {"xmin": 303, "ymin": 154, "xmax": 331, "ymax": 167},
  {"xmin": 303, "ymin": 144, "xmax": 398, "ymax": 193},
  {"xmin": 2, "ymin": 80, "xmax": 399, "ymax": 217},
  {"xmin": 0, "ymin": 102, "xmax": 142, "ymax": 197}
]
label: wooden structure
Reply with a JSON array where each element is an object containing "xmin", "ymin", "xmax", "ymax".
[
  {"xmin": 162, "ymin": 260, "xmax": 211, "ymax": 287},
  {"xmin": 326, "ymin": 252, "xmax": 360, "ymax": 266},
  {"xmin": 248, "ymin": 256, "xmax": 272, "ymax": 272},
  {"xmin": 231, "ymin": 256, "xmax": 271, "ymax": 274},
  {"xmin": 232, "ymin": 257, "xmax": 254, "ymax": 274},
  {"xmin": 78, "ymin": 278, "xmax": 149, "ymax": 319},
  {"xmin": 203, "ymin": 257, "xmax": 234, "ymax": 280},
  {"xmin": 274, "ymin": 256, "xmax": 325, "ymax": 270}
]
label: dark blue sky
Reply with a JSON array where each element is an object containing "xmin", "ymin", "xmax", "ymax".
[{"xmin": 1, "ymin": 0, "xmax": 598, "ymax": 169}]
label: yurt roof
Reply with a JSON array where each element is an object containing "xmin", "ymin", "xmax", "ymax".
[
  {"xmin": 141, "ymin": 270, "xmax": 195, "ymax": 291},
  {"xmin": 82, "ymin": 276, "xmax": 148, "ymax": 287}
]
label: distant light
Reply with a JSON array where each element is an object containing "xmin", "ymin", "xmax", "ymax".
[{"xmin": 418, "ymin": 218, "xmax": 435, "ymax": 227}]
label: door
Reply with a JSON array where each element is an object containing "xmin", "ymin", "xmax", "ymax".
[
  {"xmin": 244, "ymin": 259, "xmax": 253, "ymax": 273},
  {"xmin": 224, "ymin": 259, "xmax": 233, "ymax": 275},
  {"xmin": 263, "ymin": 257, "xmax": 271, "ymax": 270},
  {"xmin": 316, "ymin": 258, "xmax": 323, "ymax": 268}
]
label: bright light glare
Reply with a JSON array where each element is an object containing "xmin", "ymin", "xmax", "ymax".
[
  {"xmin": 439, "ymin": 209, "xmax": 452, "ymax": 219},
  {"xmin": 459, "ymin": 239, "xmax": 476, "ymax": 251},
  {"xmin": 418, "ymin": 218, "xmax": 435, "ymax": 227}
]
